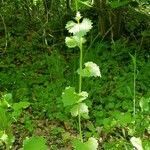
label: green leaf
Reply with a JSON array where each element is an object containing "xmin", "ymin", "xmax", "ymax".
[
  {"xmin": 110, "ymin": 1, "xmax": 129, "ymax": 9},
  {"xmin": 62, "ymin": 87, "xmax": 88, "ymax": 107},
  {"xmin": 66, "ymin": 12, "xmax": 92, "ymax": 38},
  {"xmin": 23, "ymin": 136, "xmax": 47, "ymax": 150},
  {"xmin": 0, "ymin": 107, "xmax": 10, "ymax": 130},
  {"xmin": 3, "ymin": 93, "xmax": 12, "ymax": 102},
  {"xmin": 62, "ymin": 87, "xmax": 80, "ymax": 107},
  {"xmin": 139, "ymin": 97, "xmax": 150, "ymax": 112},
  {"xmin": 73, "ymin": 137, "xmax": 98, "ymax": 150},
  {"xmin": 66, "ymin": 21, "xmax": 76, "ymax": 31},
  {"xmin": 84, "ymin": 137, "xmax": 98, "ymax": 150},
  {"xmin": 0, "ymin": 93, "xmax": 12, "ymax": 108},
  {"xmin": 77, "ymin": 18, "xmax": 92, "ymax": 37},
  {"xmin": 67, "ymin": 18, "xmax": 92, "ymax": 37},
  {"xmin": 70, "ymin": 103, "xmax": 89, "ymax": 119},
  {"xmin": 73, "ymin": 139, "xmax": 85, "ymax": 150},
  {"xmin": 12, "ymin": 101, "xmax": 30, "ymax": 118},
  {"xmin": 65, "ymin": 36, "xmax": 78, "ymax": 48},
  {"xmin": 78, "ymin": 91, "xmax": 88, "ymax": 103},
  {"xmin": 12, "ymin": 101, "xmax": 30, "ymax": 110}
]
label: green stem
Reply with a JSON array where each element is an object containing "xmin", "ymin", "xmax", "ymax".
[
  {"xmin": 75, "ymin": 0, "xmax": 78, "ymax": 12},
  {"xmin": 133, "ymin": 53, "xmax": 136, "ymax": 117},
  {"xmin": 78, "ymin": 37, "xmax": 83, "ymax": 142}
]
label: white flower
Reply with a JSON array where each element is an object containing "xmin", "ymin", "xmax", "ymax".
[
  {"xmin": 85, "ymin": 62, "xmax": 101, "ymax": 77},
  {"xmin": 130, "ymin": 137, "xmax": 143, "ymax": 150}
]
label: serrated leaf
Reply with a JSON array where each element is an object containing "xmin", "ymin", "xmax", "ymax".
[
  {"xmin": 62, "ymin": 87, "xmax": 80, "ymax": 107},
  {"xmin": 85, "ymin": 137, "xmax": 98, "ymax": 150},
  {"xmin": 62, "ymin": 87, "xmax": 88, "ymax": 107},
  {"xmin": 78, "ymin": 91, "xmax": 88, "ymax": 103},
  {"xmin": 78, "ymin": 62, "xmax": 101, "ymax": 77},
  {"xmin": 78, "ymin": 18, "xmax": 92, "ymax": 37},
  {"xmin": 73, "ymin": 139, "xmax": 85, "ymax": 150},
  {"xmin": 66, "ymin": 12, "xmax": 92, "ymax": 38},
  {"xmin": 67, "ymin": 18, "xmax": 92, "ymax": 37},
  {"xmin": 73, "ymin": 137, "xmax": 98, "ymax": 150},
  {"xmin": 65, "ymin": 36, "xmax": 86, "ymax": 48},
  {"xmin": 23, "ymin": 136, "xmax": 47, "ymax": 150},
  {"xmin": 70, "ymin": 103, "xmax": 89, "ymax": 119},
  {"xmin": 66, "ymin": 21, "xmax": 76, "ymax": 31},
  {"xmin": 65, "ymin": 36, "xmax": 78, "ymax": 48}
]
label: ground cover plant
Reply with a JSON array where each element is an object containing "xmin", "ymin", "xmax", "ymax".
[{"xmin": 0, "ymin": 0, "xmax": 150, "ymax": 149}]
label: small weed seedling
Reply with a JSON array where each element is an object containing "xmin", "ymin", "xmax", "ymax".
[{"xmin": 62, "ymin": 12, "xmax": 101, "ymax": 150}]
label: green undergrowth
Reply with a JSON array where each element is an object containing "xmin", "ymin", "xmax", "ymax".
[{"xmin": 0, "ymin": 38, "xmax": 150, "ymax": 149}]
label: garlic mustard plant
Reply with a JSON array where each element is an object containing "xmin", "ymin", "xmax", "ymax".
[{"xmin": 62, "ymin": 12, "xmax": 101, "ymax": 150}]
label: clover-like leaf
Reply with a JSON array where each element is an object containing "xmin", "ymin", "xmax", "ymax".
[
  {"xmin": 78, "ymin": 62, "xmax": 101, "ymax": 77},
  {"xmin": 70, "ymin": 103, "xmax": 89, "ymax": 119},
  {"xmin": 130, "ymin": 137, "xmax": 143, "ymax": 150}
]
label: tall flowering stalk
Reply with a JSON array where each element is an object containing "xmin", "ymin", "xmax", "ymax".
[{"xmin": 62, "ymin": 12, "xmax": 101, "ymax": 150}]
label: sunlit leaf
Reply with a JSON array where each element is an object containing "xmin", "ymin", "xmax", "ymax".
[
  {"xmin": 130, "ymin": 137, "xmax": 143, "ymax": 150},
  {"xmin": 66, "ymin": 21, "xmax": 76, "ymax": 31},
  {"xmin": 78, "ymin": 62, "xmax": 101, "ymax": 77},
  {"xmin": 65, "ymin": 36, "xmax": 78, "ymax": 48},
  {"xmin": 62, "ymin": 87, "xmax": 80, "ymax": 107},
  {"xmin": 139, "ymin": 97, "xmax": 150, "ymax": 112},
  {"xmin": 62, "ymin": 87, "xmax": 88, "ymax": 107},
  {"xmin": 73, "ymin": 137, "xmax": 98, "ymax": 150},
  {"xmin": 23, "ymin": 136, "xmax": 47, "ymax": 150},
  {"xmin": 70, "ymin": 103, "xmax": 89, "ymax": 119}
]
